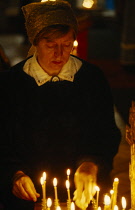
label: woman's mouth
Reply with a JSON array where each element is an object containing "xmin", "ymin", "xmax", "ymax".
[{"xmin": 52, "ymin": 61, "xmax": 62, "ymax": 65}]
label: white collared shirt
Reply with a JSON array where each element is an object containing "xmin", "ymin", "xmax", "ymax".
[{"xmin": 23, "ymin": 53, "xmax": 82, "ymax": 86}]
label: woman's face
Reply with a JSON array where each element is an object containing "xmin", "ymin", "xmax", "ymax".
[{"xmin": 36, "ymin": 30, "xmax": 74, "ymax": 76}]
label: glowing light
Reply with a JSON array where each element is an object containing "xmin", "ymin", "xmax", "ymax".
[
  {"xmin": 104, "ymin": 194, "xmax": 111, "ymax": 205},
  {"xmin": 73, "ymin": 40, "xmax": 78, "ymax": 47},
  {"xmin": 47, "ymin": 198, "xmax": 52, "ymax": 208},
  {"xmin": 114, "ymin": 205, "xmax": 118, "ymax": 210},
  {"xmin": 43, "ymin": 172, "xmax": 46, "ymax": 181},
  {"xmin": 110, "ymin": 190, "xmax": 114, "ymax": 195},
  {"xmin": 71, "ymin": 202, "xmax": 75, "ymax": 210},
  {"xmin": 41, "ymin": 0, "xmax": 56, "ymax": 1},
  {"xmin": 67, "ymin": 169, "xmax": 70, "ymax": 176},
  {"xmin": 82, "ymin": 0, "xmax": 94, "ymax": 8},
  {"xmin": 56, "ymin": 206, "xmax": 61, "ymax": 210},
  {"xmin": 53, "ymin": 178, "xmax": 57, "ymax": 187},
  {"xmin": 40, "ymin": 177, "xmax": 44, "ymax": 185},
  {"xmin": 66, "ymin": 180, "xmax": 70, "ymax": 189},
  {"xmin": 122, "ymin": 197, "xmax": 126, "ymax": 209}
]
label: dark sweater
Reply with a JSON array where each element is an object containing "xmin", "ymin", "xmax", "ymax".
[{"xmin": 0, "ymin": 56, "xmax": 121, "ymax": 209}]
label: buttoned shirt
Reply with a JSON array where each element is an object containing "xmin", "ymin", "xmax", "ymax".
[{"xmin": 23, "ymin": 53, "xmax": 82, "ymax": 86}]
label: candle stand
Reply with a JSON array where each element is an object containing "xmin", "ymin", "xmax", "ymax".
[
  {"xmin": 126, "ymin": 101, "xmax": 135, "ymax": 210},
  {"xmin": 41, "ymin": 199, "xmax": 47, "ymax": 210}
]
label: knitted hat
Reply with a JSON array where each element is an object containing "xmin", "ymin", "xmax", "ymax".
[{"xmin": 22, "ymin": 1, "xmax": 78, "ymax": 44}]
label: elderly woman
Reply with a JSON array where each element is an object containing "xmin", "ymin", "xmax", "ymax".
[{"xmin": 0, "ymin": 1, "xmax": 120, "ymax": 210}]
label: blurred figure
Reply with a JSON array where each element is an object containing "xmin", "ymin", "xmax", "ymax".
[
  {"xmin": 0, "ymin": 44, "xmax": 10, "ymax": 71},
  {"xmin": 119, "ymin": 0, "xmax": 135, "ymax": 71}
]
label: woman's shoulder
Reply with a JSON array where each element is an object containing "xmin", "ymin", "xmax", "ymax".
[{"xmin": 73, "ymin": 55, "xmax": 106, "ymax": 81}]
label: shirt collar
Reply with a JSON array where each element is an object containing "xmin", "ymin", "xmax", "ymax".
[{"xmin": 23, "ymin": 53, "xmax": 82, "ymax": 86}]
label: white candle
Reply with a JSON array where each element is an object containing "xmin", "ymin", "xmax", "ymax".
[
  {"xmin": 40, "ymin": 177, "xmax": 45, "ymax": 201},
  {"xmin": 43, "ymin": 172, "xmax": 46, "ymax": 199},
  {"xmin": 122, "ymin": 197, "xmax": 126, "ymax": 210},
  {"xmin": 72, "ymin": 40, "xmax": 78, "ymax": 56},
  {"xmin": 66, "ymin": 180, "xmax": 71, "ymax": 201},
  {"xmin": 110, "ymin": 189, "xmax": 114, "ymax": 209},
  {"xmin": 67, "ymin": 169, "xmax": 70, "ymax": 181},
  {"xmin": 53, "ymin": 178, "xmax": 58, "ymax": 200},
  {"xmin": 112, "ymin": 178, "xmax": 119, "ymax": 210},
  {"xmin": 95, "ymin": 186, "xmax": 100, "ymax": 208}
]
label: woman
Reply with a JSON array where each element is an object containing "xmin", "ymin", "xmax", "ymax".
[{"xmin": 0, "ymin": 1, "xmax": 120, "ymax": 210}]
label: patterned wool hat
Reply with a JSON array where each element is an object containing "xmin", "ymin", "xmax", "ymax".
[{"xmin": 22, "ymin": 1, "xmax": 78, "ymax": 44}]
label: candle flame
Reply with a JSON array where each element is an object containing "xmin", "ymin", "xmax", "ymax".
[
  {"xmin": 40, "ymin": 177, "xmax": 44, "ymax": 185},
  {"xmin": 114, "ymin": 178, "xmax": 119, "ymax": 182},
  {"xmin": 66, "ymin": 180, "xmax": 70, "ymax": 189},
  {"xmin": 56, "ymin": 206, "xmax": 61, "ymax": 210},
  {"xmin": 53, "ymin": 178, "xmax": 57, "ymax": 187},
  {"xmin": 71, "ymin": 202, "xmax": 75, "ymax": 210},
  {"xmin": 47, "ymin": 198, "xmax": 52, "ymax": 208},
  {"xmin": 98, "ymin": 207, "xmax": 101, "ymax": 210},
  {"xmin": 95, "ymin": 186, "xmax": 100, "ymax": 191},
  {"xmin": 43, "ymin": 172, "xmax": 46, "ymax": 181},
  {"xmin": 82, "ymin": 0, "xmax": 94, "ymax": 8},
  {"xmin": 73, "ymin": 40, "xmax": 78, "ymax": 47},
  {"xmin": 110, "ymin": 189, "xmax": 114, "ymax": 195},
  {"xmin": 67, "ymin": 169, "xmax": 70, "ymax": 176},
  {"xmin": 104, "ymin": 194, "xmax": 111, "ymax": 205},
  {"xmin": 122, "ymin": 197, "xmax": 126, "ymax": 209},
  {"xmin": 41, "ymin": 0, "xmax": 56, "ymax": 1},
  {"xmin": 114, "ymin": 205, "xmax": 118, "ymax": 210}
]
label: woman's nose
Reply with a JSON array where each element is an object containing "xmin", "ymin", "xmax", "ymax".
[{"xmin": 54, "ymin": 45, "xmax": 63, "ymax": 57}]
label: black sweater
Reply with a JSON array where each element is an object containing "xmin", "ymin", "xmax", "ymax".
[{"xmin": 0, "ymin": 57, "xmax": 120, "ymax": 209}]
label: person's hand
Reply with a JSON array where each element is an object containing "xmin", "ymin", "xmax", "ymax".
[
  {"xmin": 12, "ymin": 171, "xmax": 40, "ymax": 202},
  {"xmin": 73, "ymin": 162, "xmax": 98, "ymax": 210}
]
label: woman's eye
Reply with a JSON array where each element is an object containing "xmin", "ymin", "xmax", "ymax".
[
  {"xmin": 47, "ymin": 45, "xmax": 55, "ymax": 48},
  {"xmin": 64, "ymin": 43, "xmax": 71, "ymax": 47}
]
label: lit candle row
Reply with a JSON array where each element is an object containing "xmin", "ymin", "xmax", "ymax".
[
  {"xmin": 96, "ymin": 178, "xmax": 127, "ymax": 210},
  {"xmin": 40, "ymin": 169, "xmax": 71, "ymax": 208}
]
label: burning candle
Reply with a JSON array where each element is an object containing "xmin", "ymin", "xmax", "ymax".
[
  {"xmin": 104, "ymin": 194, "xmax": 111, "ymax": 210},
  {"xmin": 67, "ymin": 169, "xmax": 70, "ymax": 181},
  {"xmin": 95, "ymin": 186, "xmax": 100, "ymax": 208},
  {"xmin": 112, "ymin": 178, "xmax": 119, "ymax": 210},
  {"xmin": 72, "ymin": 40, "xmax": 78, "ymax": 56},
  {"xmin": 122, "ymin": 197, "xmax": 126, "ymax": 210},
  {"xmin": 47, "ymin": 198, "xmax": 52, "ymax": 210},
  {"xmin": 53, "ymin": 178, "xmax": 58, "ymax": 200},
  {"xmin": 66, "ymin": 180, "xmax": 71, "ymax": 201},
  {"xmin": 98, "ymin": 207, "xmax": 101, "ymax": 210},
  {"xmin": 110, "ymin": 189, "xmax": 114, "ymax": 209},
  {"xmin": 40, "ymin": 177, "xmax": 46, "ymax": 201}
]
